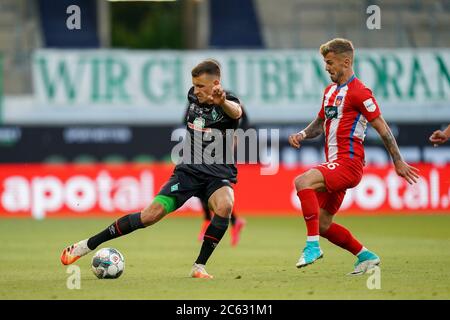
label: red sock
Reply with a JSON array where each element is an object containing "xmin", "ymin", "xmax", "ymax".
[
  {"xmin": 297, "ymin": 189, "xmax": 319, "ymax": 237},
  {"xmin": 321, "ymin": 223, "xmax": 363, "ymax": 255}
]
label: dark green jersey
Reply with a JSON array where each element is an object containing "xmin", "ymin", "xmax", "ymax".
[{"xmin": 176, "ymin": 87, "xmax": 242, "ymax": 182}]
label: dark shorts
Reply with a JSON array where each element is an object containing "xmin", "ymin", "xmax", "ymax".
[{"xmin": 157, "ymin": 168, "xmax": 234, "ymax": 211}]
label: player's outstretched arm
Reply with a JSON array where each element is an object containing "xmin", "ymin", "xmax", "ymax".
[
  {"xmin": 429, "ymin": 124, "xmax": 450, "ymax": 146},
  {"xmin": 370, "ymin": 115, "xmax": 420, "ymax": 185},
  {"xmin": 288, "ymin": 117, "xmax": 324, "ymax": 149}
]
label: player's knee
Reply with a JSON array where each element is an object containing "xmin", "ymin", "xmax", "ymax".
[
  {"xmin": 319, "ymin": 214, "xmax": 333, "ymax": 235},
  {"xmin": 214, "ymin": 201, "xmax": 233, "ymax": 217},
  {"xmin": 140, "ymin": 202, "xmax": 166, "ymax": 227},
  {"xmin": 319, "ymin": 220, "xmax": 331, "ymax": 235},
  {"xmin": 294, "ymin": 174, "xmax": 311, "ymax": 191}
]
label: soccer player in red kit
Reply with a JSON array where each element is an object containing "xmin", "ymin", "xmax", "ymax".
[{"xmin": 289, "ymin": 38, "xmax": 420, "ymax": 275}]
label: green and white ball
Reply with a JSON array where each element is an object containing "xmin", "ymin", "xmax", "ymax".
[{"xmin": 91, "ymin": 248, "xmax": 125, "ymax": 279}]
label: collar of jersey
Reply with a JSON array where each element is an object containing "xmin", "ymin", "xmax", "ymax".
[
  {"xmin": 336, "ymin": 74, "xmax": 356, "ymax": 90},
  {"xmin": 198, "ymin": 103, "xmax": 215, "ymax": 112}
]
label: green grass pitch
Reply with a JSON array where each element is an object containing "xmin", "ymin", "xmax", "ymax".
[{"xmin": 1, "ymin": 215, "xmax": 449, "ymax": 300}]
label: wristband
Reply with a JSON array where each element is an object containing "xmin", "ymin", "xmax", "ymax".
[{"xmin": 299, "ymin": 130, "xmax": 307, "ymax": 139}]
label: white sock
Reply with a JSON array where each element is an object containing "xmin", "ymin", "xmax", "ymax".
[{"xmin": 307, "ymin": 235, "xmax": 320, "ymax": 242}]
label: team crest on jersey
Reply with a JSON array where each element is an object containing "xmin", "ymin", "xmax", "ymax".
[
  {"xmin": 324, "ymin": 106, "xmax": 338, "ymax": 119},
  {"xmin": 335, "ymin": 96, "xmax": 343, "ymax": 106},
  {"xmin": 212, "ymin": 109, "xmax": 218, "ymax": 121}
]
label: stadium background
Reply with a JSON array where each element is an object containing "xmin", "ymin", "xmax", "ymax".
[
  {"xmin": 0, "ymin": 0, "xmax": 449, "ymax": 301},
  {"xmin": 0, "ymin": 0, "xmax": 448, "ymax": 218}
]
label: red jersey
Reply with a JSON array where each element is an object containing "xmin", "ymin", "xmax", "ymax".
[{"xmin": 318, "ymin": 75, "xmax": 381, "ymax": 163}]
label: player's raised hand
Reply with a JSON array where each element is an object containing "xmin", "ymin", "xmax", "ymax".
[
  {"xmin": 394, "ymin": 160, "xmax": 420, "ymax": 185},
  {"xmin": 209, "ymin": 85, "xmax": 226, "ymax": 105},
  {"xmin": 288, "ymin": 133, "xmax": 303, "ymax": 149},
  {"xmin": 429, "ymin": 130, "xmax": 448, "ymax": 147}
]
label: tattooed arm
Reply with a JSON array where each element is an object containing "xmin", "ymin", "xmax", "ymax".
[
  {"xmin": 371, "ymin": 116, "xmax": 403, "ymax": 162},
  {"xmin": 370, "ymin": 115, "xmax": 419, "ymax": 185},
  {"xmin": 302, "ymin": 117, "xmax": 325, "ymax": 139},
  {"xmin": 288, "ymin": 117, "xmax": 324, "ymax": 149}
]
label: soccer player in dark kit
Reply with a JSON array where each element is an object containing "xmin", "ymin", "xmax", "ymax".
[
  {"xmin": 184, "ymin": 104, "xmax": 249, "ymax": 246},
  {"xmin": 61, "ymin": 59, "xmax": 243, "ymax": 279}
]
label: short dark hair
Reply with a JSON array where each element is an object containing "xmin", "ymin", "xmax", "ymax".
[
  {"xmin": 320, "ymin": 38, "xmax": 354, "ymax": 57},
  {"xmin": 191, "ymin": 59, "xmax": 221, "ymax": 78}
]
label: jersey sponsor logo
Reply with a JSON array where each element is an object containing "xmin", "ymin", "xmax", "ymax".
[
  {"xmin": 170, "ymin": 183, "xmax": 179, "ymax": 192},
  {"xmin": 335, "ymin": 96, "xmax": 343, "ymax": 106},
  {"xmin": 189, "ymin": 117, "xmax": 213, "ymax": 133},
  {"xmin": 188, "ymin": 122, "xmax": 212, "ymax": 133},
  {"xmin": 193, "ymin": 117, "xmax": 205, "ymax": 129},
  {"xmin": 363, "ymin": 98, "xmax": 376, "ymax": 112},
  {"xmin": 324, "ymin": 106, "xmax": 338, "ymax": 119}
]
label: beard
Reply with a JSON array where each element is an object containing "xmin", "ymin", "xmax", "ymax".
[
  {"xmin": 196, "ymin": 94, "xmax": 207, "ymax": 103},
  {"xmin": 329, "ymin": 71, "xmax": 343, "ymax": 84}
]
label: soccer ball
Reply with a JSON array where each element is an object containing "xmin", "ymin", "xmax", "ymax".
[{"xmin": 91, "ymin": 248, "xmax": 125, "ymax": 279}]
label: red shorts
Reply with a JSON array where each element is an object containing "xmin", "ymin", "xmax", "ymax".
[{"xmin": 314, "ymin": 158, "xmax": 363, "ymax": 215}]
